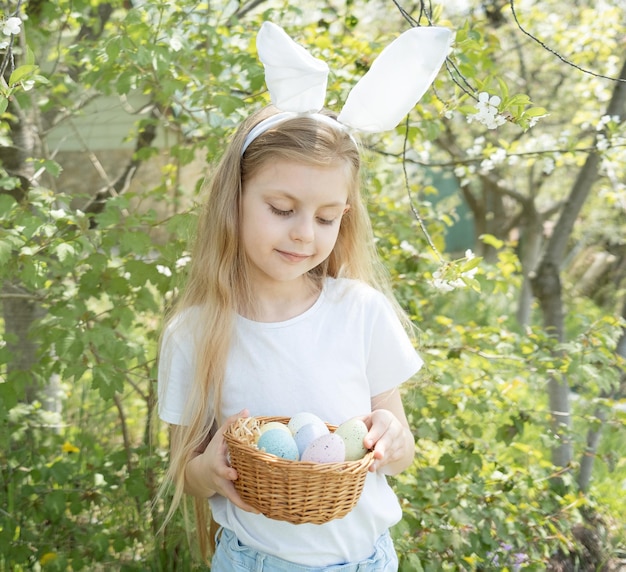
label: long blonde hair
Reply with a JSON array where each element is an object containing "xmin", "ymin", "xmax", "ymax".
[{"xmin": 158, "ymin": 104, "xmax": 402, "ymax": 560}]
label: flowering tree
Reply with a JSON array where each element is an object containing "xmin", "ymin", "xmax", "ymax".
[{"xmin": 381, "ymin": 0, "xmax": 626, "ymax": 484}]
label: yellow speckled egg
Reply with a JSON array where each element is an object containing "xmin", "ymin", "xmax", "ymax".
[
  {"xmin": 256, "ymin": 421, "xmax": 291, "ymax": 443},
  {"xmin": 335, "ymin": 418, "xmax": 369, "ymax": 461}
]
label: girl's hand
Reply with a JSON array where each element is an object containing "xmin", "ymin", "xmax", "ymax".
[
  {"xmin": 361, "ymin": 388, "xmax": 415, "ymax": 475},
  {"xmin": 185, "ymin": 409, "xmax": 260, "ymax": 514}
]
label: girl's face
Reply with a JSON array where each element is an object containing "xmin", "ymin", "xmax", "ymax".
[{"xmin": 241, "ymin": 158, "xmax": 350, "ymax": 292}]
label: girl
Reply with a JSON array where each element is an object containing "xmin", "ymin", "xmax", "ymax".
[{"xmin": 158, "ymin": 104, "xmax": 423, "ymax": 571}]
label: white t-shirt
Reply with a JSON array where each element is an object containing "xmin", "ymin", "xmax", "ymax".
[{"xmin": 158, "ymin": 277, "xmax": 423, "ymax": 566}]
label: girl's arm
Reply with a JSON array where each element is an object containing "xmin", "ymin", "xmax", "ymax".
[
  {"xmin": 362, "ymin": 387, "xmax": 415, "ymax": 475},
  {"xmin": 170, "ymin": 410, "xmax": 260, "ymax": 513}
]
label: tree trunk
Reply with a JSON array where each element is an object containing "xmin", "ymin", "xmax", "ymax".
[
  {"xmin": 516, "ymin": 204, "xmax": 544, "ymax": 327},
  {"xmin": 2, "ymin": 285, "xmax": 43, "ymax": 403},
  {"xmin": 578, "ymin": 297, "xmax": 626, "ymax": 491},
  {"xmin": 1, "ymin": 101, "xmax": 40, "ymax": 403},
  {"xmin": 531, "ymin": 57, "xmax": 626, "ymax": 472}
]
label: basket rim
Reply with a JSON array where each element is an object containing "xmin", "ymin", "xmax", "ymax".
[{"xmin": 224, "ymin": 415, "xmax": 375, "ymax": 471}]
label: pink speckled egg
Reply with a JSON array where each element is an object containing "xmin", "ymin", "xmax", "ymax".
[{"xmin": 301, "ymin": 433, "xmax": 345, "ymax": 463}]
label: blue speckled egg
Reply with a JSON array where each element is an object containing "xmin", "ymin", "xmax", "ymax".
[
  {"xmin": 294, "ymin": 422, "xmax": 330, "ymax": 457},
  {"xmin": 301, "ymin": 433, "xmax": 345, "ymax": 463},
  {"xmin": 257, "ymin": 428, "xmax": 299, "ymax": 460}
]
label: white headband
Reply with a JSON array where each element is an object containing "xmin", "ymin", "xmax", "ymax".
[{"xmin": 242, "ymin": 22, "xmax": 453, "ymax": 154}]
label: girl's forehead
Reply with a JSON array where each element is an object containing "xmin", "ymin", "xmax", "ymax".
[{"xmin": 244, "ymin": 159, "xmax": 351, "ymax": 202}]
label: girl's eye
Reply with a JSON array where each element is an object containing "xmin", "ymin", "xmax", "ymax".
[
  {"xmin": 316, "ymin": 217, "xmax": 335, "ymax": 226},
  {"xmin": 269, "ymin": 205, "xmax": 292, "ymax": 217}
]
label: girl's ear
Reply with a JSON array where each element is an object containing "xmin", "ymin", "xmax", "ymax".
[{"xmin": 342, "ymin": 204, "xmax": 351, "ymax": 215}]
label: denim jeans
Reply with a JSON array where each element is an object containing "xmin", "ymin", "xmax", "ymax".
[{"xmin": 211, "ymin": 527, "xmax": 398, "ymax": 571}]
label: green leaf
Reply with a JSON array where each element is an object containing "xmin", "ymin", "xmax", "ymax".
[
  {"xmin": 440, "ymin": 453, "xmax": 459, "ymax": 479},
  {"xmin": 9, "ymin": 65, "xmax": 39, "ymax": 86},
  {"xmin": 523, "ymin": 106, "xmax": 548, "ymax": 118},
  {"xmin": 480, "ymin": 234, "xmax": 504, "ymax": 249},
  {"xmin": 55, "ymin": 242, "xmax": 75, "ymax": 263},
  {"xmin": 38, "ymin": 159, "xmax": 63, "ymax": 178},
  {"xmin": 0, "ymin": 381, "xmax": 18, "ymax": 412},
  {"xmin": 43, "ymin": 490, "xmax": 66, "ymax": 522},
  {"xmin": 0, "ymin": 239, "xmax": 13, "ymax": 266},
  {"xmin": 460, "ymin": 256, "xmax": 482, "ymax": 273},
  {"xmin": 92, "ymin": 366, "xmax": 124, "ymax": 400},
  {"xmin": 213, "ymin": 94, "xmax": 245, "ymax": 115},
  {"xmin": 402, "ymin": 554, "xmax": 425, "ymax": 572}
]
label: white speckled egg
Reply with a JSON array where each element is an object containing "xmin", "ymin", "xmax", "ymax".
[
  {"xmin": 256, "ymin": 421, "xmax": 291, "ymax": 443},
  {"xmin": 287, "ymin": 412, "xmax": 327, "ymax": 436},
  {"xmin": 335, "ymin": 418, "xmax": 369, "ymax": 461},
  {"xmin": 301, "ymin": 433, "xmax": 345, "ymax": 463},
  {"xmin": 257, "ymin": 429, "xmax": 299, "ymax": 460},
  {"xmin": 294, "ymin": 422, "xmax": 330, "ymax": 457}
]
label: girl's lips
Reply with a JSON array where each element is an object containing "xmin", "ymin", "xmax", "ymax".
[{"xmin": 276, "ymin": 249, "xmax": 311, "ymax": 263}]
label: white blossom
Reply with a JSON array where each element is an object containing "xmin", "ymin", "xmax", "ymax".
[
  {"xmin": 454, "ymin": 166, "xmax": 466, "ymax": 178},
  {"xmin": 399, "ymin": 241, "xmax": 418, "ymax": 255},
  {"xmin": 468, "ymin": 92, "xmax": 507, "ymax": 130},
  {"xmin": 430, "ymin": 251, "xmax": 480, "ymax": 293},
  {"xmin": 528, "ymin": 114, "xmax": 546, "ymax": 129},
  {"xmin": 480, "ymin": 158, "xmax": 494, "ymax": 174},
  {"xmin": 596, "ymin": 134, "xmax": 609, "ymax": 151},
  {"xmin": 431, "ymin": 273, "xmax": 456, "ymax": 293},
  {"xmin": 2, "ymin": 16, "xmax": 22, "ymax": 36},
  {"xmin": 467, "ymin": 136, "xmax": 485, "ymax": 158},
  {"xmin": 542, "ymin": 157, "xmax": 555, "ymax": 175},
  {"xmin": 175, "ymin": 255, "xmax": 191, "ymax": 269},
  {"xmin": 490, "ymin": 148, "xmax": 507, "ymax": 165},
  {"xmin": 169, "ymin": 36, "xmax": 183, "ymax": 52},
  {"xmin": 156, "ymin": 264, "xmax": 172, "ymax": 277}
]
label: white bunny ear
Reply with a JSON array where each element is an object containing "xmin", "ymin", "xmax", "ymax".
[
  {"xmin": 256, "ymin": 22, "xmax": 329, "ymax": 113},
  {"xmin": 337, "ymin": 27, "xmax": 453, "ymax": 132}
]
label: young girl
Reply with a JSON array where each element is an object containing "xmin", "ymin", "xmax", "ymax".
[
  {"xmin": 158, "ymin": 21, "xmax": 450, "ymax": 571},
  {"xmin": 158, "ymin": 104, "xmax": 422, "ymax": 570}
]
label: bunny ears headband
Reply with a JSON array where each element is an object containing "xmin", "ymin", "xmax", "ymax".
[{"xmin": 241, "ymin": 21, "xmax": 453, "ymax": 154}]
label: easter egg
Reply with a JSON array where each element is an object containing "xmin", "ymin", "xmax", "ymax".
[
  {"xmin": 287, "ymin": 412, "xmax": 327, "ymax": 436},
  {"xmin": 294, "ymin": 422, "xmax": 330, "ymax": 457},
  {"xmin": 335, "ymin": 418, "xmax": 369, "ymax": 461},
  {"xmin": 257, "ymin": 429, "xmax": 299, "ymax": 460},
  {"xmin": 256, "ymin": 421, "xmax": 291, "ymax": 442},
  {"xmin": 301, "ymin": 433, "xmax": 345, "ymax": 463}
]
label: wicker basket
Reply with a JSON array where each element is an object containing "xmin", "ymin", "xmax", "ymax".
[{"xmin": 223, "ymin": 416, "xmax": 374, "ymax": 525}]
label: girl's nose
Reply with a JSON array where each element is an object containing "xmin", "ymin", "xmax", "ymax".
[{"xmin": 290, "ymin": 215, "xmax": 315, "ymax": 242}]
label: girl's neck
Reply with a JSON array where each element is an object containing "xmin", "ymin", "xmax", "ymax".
[{"xmin": 241, "ymin": 275, "xmax": 322, "ymax": 323}]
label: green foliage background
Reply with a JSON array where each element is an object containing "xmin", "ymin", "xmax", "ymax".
[{"xmin": 0, "ymin": 1, "xmax": 625, "ymax": 570}]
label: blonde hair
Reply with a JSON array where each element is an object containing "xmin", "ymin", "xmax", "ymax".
[{"xmin": 158, "ymin": 105, "xmax": 404, "ymax": 561}]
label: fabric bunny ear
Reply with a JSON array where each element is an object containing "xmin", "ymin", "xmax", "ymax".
[
  {"xmin": 337, "ymin": 26, "xmax": 453, "ymax": 132},
  {"xmin": 256, "ymin": 21, "xmax": 329, "ymax": 113}
]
